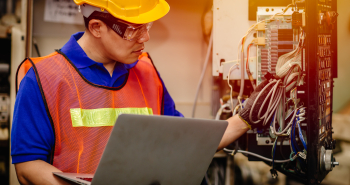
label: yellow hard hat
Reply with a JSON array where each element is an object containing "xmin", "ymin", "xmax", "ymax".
[{"xmin": 74, "ymin": 0, "xmax": 170, "ymax": 24}]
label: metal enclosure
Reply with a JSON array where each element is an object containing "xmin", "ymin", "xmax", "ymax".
[{"xmin": 305, "ymin": 0, "xmax": 338, "ymax": 184}]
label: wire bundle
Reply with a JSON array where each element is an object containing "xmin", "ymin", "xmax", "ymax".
[{"xmin": 248, "ymin": 79, "xmax": 283, "ymax": 126}]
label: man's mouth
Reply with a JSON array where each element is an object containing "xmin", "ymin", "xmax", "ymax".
[{"xmin": 133, "ymin": 48, "xmax": 144, "ymax": 53}]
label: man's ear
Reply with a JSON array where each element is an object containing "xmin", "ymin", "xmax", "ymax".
[{"xmin": 88, "ymin": 19, "xmax": 105, "ymax": 38}]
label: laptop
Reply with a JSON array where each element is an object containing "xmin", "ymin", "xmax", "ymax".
[{"xmin": 54, "ymin": 114, "xmax": 228, "ymax": 185}]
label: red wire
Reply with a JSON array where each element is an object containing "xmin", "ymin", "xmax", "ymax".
[{"xmin": 246, "ymin": 43, "xmax": 253, "ymax": 72}]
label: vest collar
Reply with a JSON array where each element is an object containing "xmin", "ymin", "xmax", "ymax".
[{"xmin": 60, "ymin": 32, "xmax": 139, "ymax": 71}]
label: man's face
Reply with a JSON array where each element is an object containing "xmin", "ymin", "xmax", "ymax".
[{"xmin": 100, "ymin": 22, "xmax": 150, "ymax": 64}]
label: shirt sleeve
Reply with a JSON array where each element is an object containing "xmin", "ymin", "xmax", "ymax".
[
  {"xmin": 158, "ymin": 73, "xmax": 184, "ymax": 117},
  {"xmin": 11, "ymin": 68, "xmax": 54, "ymax": 164}
]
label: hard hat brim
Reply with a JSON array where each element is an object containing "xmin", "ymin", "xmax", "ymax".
[{"xmin": 75, "ymin": 0, "xmax": 170, "ymax": 24}]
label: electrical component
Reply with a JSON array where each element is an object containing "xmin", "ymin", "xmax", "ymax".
[
  {"xmin": 252, "ymin": 37, "xmax": 266, "ymax": 46},
  {"xmin": 222, "ymin": 57, "xmax": 257, "ymax": 80},
  {"xmin": 292, "ymin": 12, "xmax": 302, "ymax": 28},
  {"xmin": 256, "ymin": 7, "xmax": 301, "ymax": 84},
  {"xmin": 254, "ymin": 22, "xmax": 266, "ymax": 31},
  {"xmin": 320, "ymin": 146, "xmax": 339, "ymax": 171},
  {"xmin": 302, "ymin": 12, "xmax": 306, "ymax": 27}
]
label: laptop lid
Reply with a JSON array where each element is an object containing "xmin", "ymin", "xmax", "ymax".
[{"xmin": 91, "ymin": 114, "xmax": 228, "ymax": 185}]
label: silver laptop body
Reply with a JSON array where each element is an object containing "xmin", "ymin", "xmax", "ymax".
[{"xmin": 54, "ymin": 114, "xmax": 228, "ymax": 185}]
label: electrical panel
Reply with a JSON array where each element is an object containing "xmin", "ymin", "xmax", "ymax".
[
  {"xmin": 213, "ymin": 0, "xmax": 338, "ymax": 184},
  {"xmin": 256, "ymin": 7, "xmax": 302, "ymax": 84}
]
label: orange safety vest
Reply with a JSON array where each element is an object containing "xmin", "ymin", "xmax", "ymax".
[{"xmin": 16, "ymin": 51, "xmax": 164, "ymax": 173}]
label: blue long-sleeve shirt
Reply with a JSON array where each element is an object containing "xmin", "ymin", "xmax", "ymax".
[{"xmin": 11, "ymin": 32, "xmax": 183, "ymax": 164}]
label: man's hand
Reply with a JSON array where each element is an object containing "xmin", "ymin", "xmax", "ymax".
[
  {"xmin": 217, "ymin": 115, "xmax": 249, "ymax": 150},
  {"xmin": 238, "ymin": 79, "xmax": 276, "ymax": 129},
  {"xmin": 15, "ymin": 160, "xmax": 72, "ymax": 185}
]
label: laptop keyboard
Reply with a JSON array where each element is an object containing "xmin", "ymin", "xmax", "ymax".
[{"xmin": 77, "ymin": 177, "xmax": 93, "ymax": 182}]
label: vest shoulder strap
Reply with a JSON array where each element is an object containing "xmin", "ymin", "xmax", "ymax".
[{"xmin": 16, "ymin": 52, "xmax": 59, "ymax": 93}]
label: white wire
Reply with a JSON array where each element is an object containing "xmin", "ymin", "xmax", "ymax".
[
  {"xmin": 276, "ymin": 30, "xmax": 304, "ymax": 79},
  {"xmin": 248, "ymin": 79, "xmax": 283, "ymax": 126},
  {"xmin": 191, "ymin": 29, "xmax": 213, "ymax": 118},
  {"xmin": 232, "ymin": 104, "xmax": 241, "ymax": 116},
  {"xmin": 223, "ymin": 148, "xmax": 297, "ymax": 163},
  {"xmin": 215, "ymin": 103, "xmax": 231, "ymax": 120},
  {"xmin": 238, "ymin": 50, "xmax": 245, "ymax": 109},
  {"xmin": 272, "ymin": 108, "xmax": 299, "ymax": 136},
  {"xmin": 227, "ymin": 64, "xmax": 239, "ymax": 115}
]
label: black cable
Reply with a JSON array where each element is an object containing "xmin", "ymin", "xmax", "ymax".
[
  {"xmin": 33, "ymin": 42, "xmax": 41, "ymax": 57},
  {"xmin": 279, "ymin": 137, "xmax": 288, "ymax": 160}
]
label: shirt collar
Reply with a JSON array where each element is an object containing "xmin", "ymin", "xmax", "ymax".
[{"xmin": 60, "ymin": 32, "xmax": 138, "ymax": 70}]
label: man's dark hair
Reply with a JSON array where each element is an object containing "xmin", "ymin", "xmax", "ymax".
[
  {"xmin": 83, "ymin": 17, "xmax": 90, "ymax": 30},
  {"xmin": 82, "ymin": 12, "xmax": 129, "ymax": 36}
]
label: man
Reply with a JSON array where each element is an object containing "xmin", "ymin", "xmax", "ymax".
[{"xmin": 12, "ymin": 0, "xmax": 254, "ymax": 184}]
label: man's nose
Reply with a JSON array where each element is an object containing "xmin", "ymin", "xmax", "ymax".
[{"xmin": 137, "ymin": 31, "xmax": 150, "ymax": 43}]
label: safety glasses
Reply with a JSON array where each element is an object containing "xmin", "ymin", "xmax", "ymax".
[
  {"xmin": 88, "ymin": 11, "xmax": 153, "ymax": 41},
  {"xmin": 120, "ymin": 20, "xmax": 153, "ymax": 41}
]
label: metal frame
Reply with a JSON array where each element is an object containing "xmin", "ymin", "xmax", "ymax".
[{"xmin": 305, "ymin": 0, "xmax": 337, "ymax": 184}]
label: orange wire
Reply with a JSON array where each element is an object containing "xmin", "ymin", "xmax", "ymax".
[{"xmin": 246, "ymin": 43, "xmax": 253, "ymax": 71}]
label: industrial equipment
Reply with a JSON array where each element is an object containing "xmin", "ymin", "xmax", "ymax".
[{"xmin": 213, "ymin": 0, "xmax": 339, "ymax": 184}]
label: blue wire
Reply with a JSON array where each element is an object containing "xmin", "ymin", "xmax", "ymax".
[
  {"xmin": 292, "ymin": 111, "xmax": 307, "ymax": 169},
  {"xmin": 270, "ymin": 113, "xmax": 275, "ymax": 126},
  {"xmin": 285, "ymin": 109, "xmax": 296, "ymax": 121},
  {"xmin": 292, "ymin": 116, "xmax": 301, "ymax": 152},
  {"xmin": 272, "ymin": 137, "xmax": 277, "ymax": 168},
  {"xmin": 291, "ymin": 119, "xmax": 298, "ymax": 153},
  {"xmin": 297, "ymin": 120, "xmax": 307, "ymax": 150},
  {"xmin": 271, "ymin": 113, "xmax": 277, "ymax": 170}
]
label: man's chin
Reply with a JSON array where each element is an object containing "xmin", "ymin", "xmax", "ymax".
[{"xmin": 119, "ymin": 57, "xmax": 139, "ymax": 65}]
